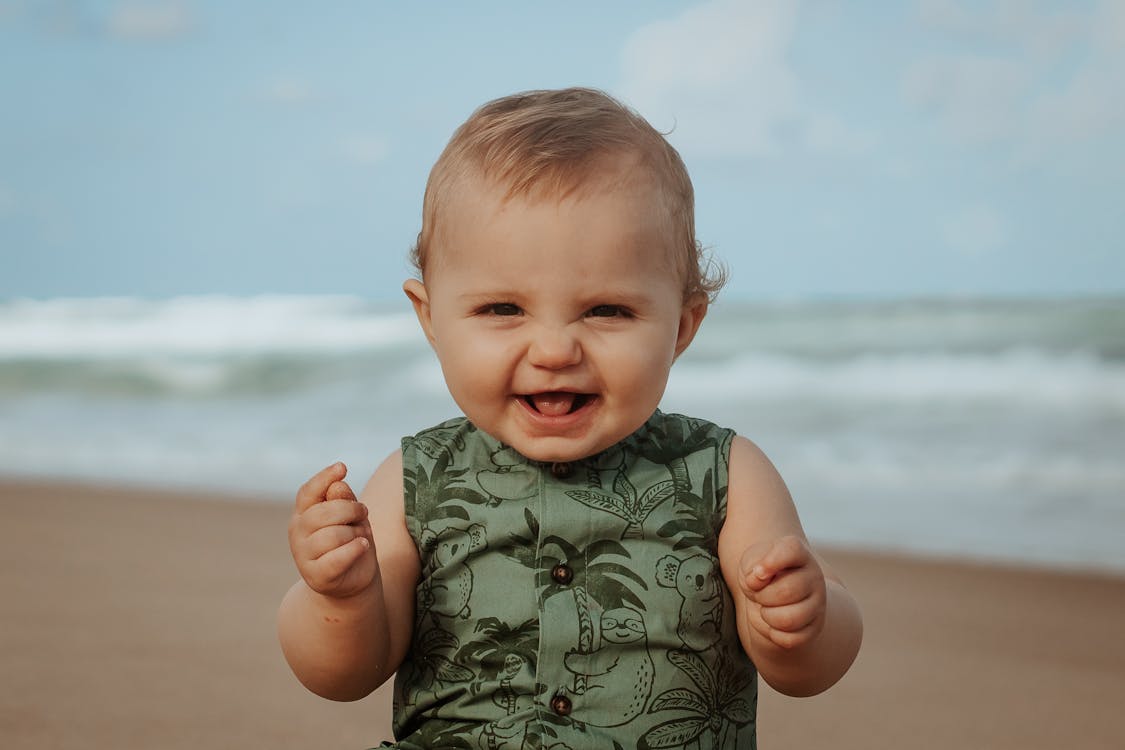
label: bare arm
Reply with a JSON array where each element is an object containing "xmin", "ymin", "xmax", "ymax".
[
  {"xmin": 277, "ymin": 453, "xmax": 419, "ymax": 701},
  {"xmin": 718, "ymin": 436, "xmax": 863, "ymax": 697}
]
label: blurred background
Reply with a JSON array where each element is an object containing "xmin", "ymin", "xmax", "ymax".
[{"xmin": 2, "ymin": 0, "xmax": 1123, "ymax": 570}]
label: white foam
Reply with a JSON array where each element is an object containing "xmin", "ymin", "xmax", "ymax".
[
  {"xmin": 0, "ymin": 295, "xmax": 421, "ymax": 358},
  {"xmin": 669, "ymin": 348, "xmax": 1125, "ymax": 412},
  {"xmin": 2, "ymin": 295, "xmax": 1123, "ymax": 572}
]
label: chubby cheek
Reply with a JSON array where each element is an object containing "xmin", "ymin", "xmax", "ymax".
[
  {"xmin": 605, "ymin": 341, "xmax": 676, "ymax": 398},
  {"xmin": 436, "ymin": 338, "xmax": 515, "ymax": 408}
]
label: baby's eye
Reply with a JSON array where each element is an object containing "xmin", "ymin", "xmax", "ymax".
[
  {"xmin": 485, "ymin": 303, "xmax": 522, "ymax": 316},
  {"xmin": 586, "ymin": 305, "xmax": 631, "ymax": 318}
]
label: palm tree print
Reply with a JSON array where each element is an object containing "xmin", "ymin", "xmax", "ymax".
[
  {"xmin": 403, "ymin": 444, "xmax": 489, "ymax": 525},
  {"xmin": 656, "ymin": 469, "xmax": 726, "ymax": 552},
  {"xmin": 565, "ymin": 470, "xmax": 676, "ymax": 540},
  {"xmin": 538, "ymin": 533, "xmax": 648, "ymax": 695},
  {"xmin": 456, "ymin": 616, "xmax": 539, "ymax": 712},
  {"xmin": 397, "ymin": 624, "xmax": 474, "ymax": 710},
  {"xmin": 506, "ymin": 510, "xmax": 649, "ymax": 695},
  {"xmin": 393, "ymin": 413, "xmax": 756, "ymax": 747},
  {"xmin": 393, "ymin": 718, "xmax": 478, "ymax": 750},
  {"xmin": 536, "ymin": 533, "xmax": 648, "ymax": 614},
  {"xmin": 503, "ymin": 511, "xmax": 649, "ymax": 614},
  {"xmin": 639, "ymin": 648, "xmax": 755, "ymax": 750},
  {"xmin": 632, "ymin": 416, "xmax": 720, "ymax": 502}
]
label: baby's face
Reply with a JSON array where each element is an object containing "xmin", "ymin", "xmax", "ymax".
[{"xmin": 405, "ymin": 177, "xmax": 704, "ymax": 462}]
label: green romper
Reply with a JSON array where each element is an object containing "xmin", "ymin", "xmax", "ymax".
[{"xmin": 389, "ymin": 411, "xmax": 757, "ymax": 749}]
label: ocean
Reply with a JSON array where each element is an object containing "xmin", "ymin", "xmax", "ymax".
[{"xmin": 2, "ymin": 294, "xmax": 1123, "ymax": 573}]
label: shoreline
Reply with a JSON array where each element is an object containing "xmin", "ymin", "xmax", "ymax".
[
  {"xmin": 2, "ymin": 479, "xmax": 1123, "ymax": 749},
  {"xmin": 8, "ymin": 473, "xmax": 1122, "ymax": 579}
]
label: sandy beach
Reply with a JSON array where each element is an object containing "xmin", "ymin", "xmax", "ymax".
[{"xmin": 2, "ymin": 479, "xmax": 1123, "ymax": 749}]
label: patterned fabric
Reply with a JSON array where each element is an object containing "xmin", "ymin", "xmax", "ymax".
[{"xmin": 388, "ymin": 411, "xmax": 757, "ymax": 749}]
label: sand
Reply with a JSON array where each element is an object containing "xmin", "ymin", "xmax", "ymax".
[{"xmin": 2, "ymin": 479, "xmax": 1123, "ymax": 749}]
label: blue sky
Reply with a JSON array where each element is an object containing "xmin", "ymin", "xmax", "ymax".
[{"xmin": 1, "ymin": 0, "xmax": 1122, "ymax": 301}]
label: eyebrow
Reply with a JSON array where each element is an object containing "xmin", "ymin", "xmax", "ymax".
[
  {"xmin": 579, "ymin": 285, "xmax": 661, "ymax": 307},
  {"xmin": 456, "ymin": 290, "xmax": 525, "ymax": 304}
]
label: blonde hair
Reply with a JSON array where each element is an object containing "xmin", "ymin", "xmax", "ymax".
[{"xmin": 411, "ymin": 87, "xmax": 726, "ymax": 301}]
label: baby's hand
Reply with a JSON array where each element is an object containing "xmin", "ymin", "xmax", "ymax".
[
  {"xmin": 739, "ymin": 535, "xmax": 827, "ymax": 650},
  {"xmin": 288, "ymin": 462, "xmax": 377, "ymax": 599}
]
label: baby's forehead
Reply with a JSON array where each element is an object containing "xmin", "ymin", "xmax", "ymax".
[
  {"xmin": 442, "ymin": 162, "xmax": 671, "ymax": 229},
  {"xmin": 423, "ymin": 161, "xmax": 689, "ymax": 288},
  {"xmin": 430, "ymin": 178, "xmax": 677, "ymax": 264},
  {"xmin": 473, "ymin": 148, "xmax": 662, "ymax": 202}
]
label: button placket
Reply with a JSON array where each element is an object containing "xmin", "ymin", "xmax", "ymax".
[{"xmin": 537, "ymin": 457, "xmax": 584, "ymax": 732}]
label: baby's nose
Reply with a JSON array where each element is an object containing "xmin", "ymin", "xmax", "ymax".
[{"xmin": 527, "ymin": 326, "xmax": 582, "ymax": 369}]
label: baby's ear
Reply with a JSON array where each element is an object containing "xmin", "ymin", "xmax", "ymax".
[
  {"xmin": 403, "ymin": 279, "xmax": 436, "ymax": 345},
  {"xmin": 674, "ymin": 295, "xmax": 708, "ymax": 359}
]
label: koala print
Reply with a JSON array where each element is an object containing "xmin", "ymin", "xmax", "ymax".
[
  {"xmin": 655, "ymin": 553, "xmax": 724, "ymax": 651},
  {"xmin": 563, "ymin": 608, "xmax": 654, "ymax": 726},
  {"xmin": 476, "ymin": 446, "xmax": 539, "ymax": 505},
  {"xmin": 420, "ymin": 523, "xmax": 487, "ymax": 619}
]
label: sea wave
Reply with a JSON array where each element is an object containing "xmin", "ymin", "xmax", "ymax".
[
  {"xmin": 2, "ymin": 293, "xmax": 1123, "ymax": 571},
  {"xmin": 3, "ymin": 295, "xmax": 1123, "ymax": 409},
  {"xmin": 4, "ymin": 343, "xmax": 1122, "ymax": 412},
  {"xmin": 0, "ymin": 295, "xmax": 418, "ymax": 358},
  {"xmin": 669, "ymin": 348, "xmax": 1125, "ymax": 413},
  {"xmin": 3, "ymin": 294, "xmax": 1123, "ymax": 359}
]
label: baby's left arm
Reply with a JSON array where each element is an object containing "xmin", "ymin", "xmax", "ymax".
[{"xmin": 717, "ymin": 436, "xmax": 863, "ymax": 697}]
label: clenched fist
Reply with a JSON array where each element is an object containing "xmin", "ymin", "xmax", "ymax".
[
  {"xmin": 739, "ymin": 535, "xmax": 827, "ymax": 651},
  {"xmin": 288, "ymin": 462, "xmax": 377, "ymax": 599}
]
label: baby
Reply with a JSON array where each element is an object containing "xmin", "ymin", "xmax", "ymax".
[{"xmin": 279, "ymin": 87, "xmax": 862, "ymax": 749}]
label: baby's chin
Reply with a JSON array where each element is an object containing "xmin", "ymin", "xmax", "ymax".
[
  {"xmin": 492, "ymin": 430, "xmax": 633, "ymax": 464},
  {"xmin": 499, "ymin": 440, "xmax": 598, "ymax": 464}
]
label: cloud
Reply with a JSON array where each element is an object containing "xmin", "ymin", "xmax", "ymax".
[
  {"xmin": 1022, "ymin": 2, "xmax": 1125, "ymax": 150},
  {"xmin": 905, "ymin": 1, "xmax": 1125, "ymax": 161},
  {"xmin": 619, "ymin": 0, "xmax": 868, "ymax": 159},
  {"xmin": 619, "ymin": 0, "xmax": 798, "ymax": 157},
  {"xmin": 917, "ymin": 0, "xmax": 1087, "ymax": 55},
  {"xmin": 107, "ymin": 1, "xmax": 194, "ymax": 40},
  {"xmin": 0, "ymin": 1, "xmax": 196, "ymax": 39},
  {"xmin": 902, "ymin": 54, "xmax": 1031, "ymax": 143},
  {"xmin": 943, "ymin": 204, "xmax": 1010, "ymax": 257}
]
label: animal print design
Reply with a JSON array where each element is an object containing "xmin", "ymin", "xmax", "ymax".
[
  {"xmin": 418, "ymin": 523, "xmax": 487, "ymax": 621},
  {"xmin": 390, "ymin": 412, "xmax": 756, "ymax": 749},
  {"xmin": 655, "ymin": 553, "xmax": 723, "ymax": 651},
  {"xmin": 563, "ymin": 608, "xmax": 654, "ymax": 726}
]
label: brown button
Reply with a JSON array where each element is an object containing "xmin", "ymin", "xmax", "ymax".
[
  {"xmin": 550, "ymin": 694, "xmax": 572, "ymax": 716},
  {"xmin": 551, "ymin": 563, "xmax": 574, "ymax": 585},
  {"xmin": 550, "ymin": 462, "xmax": 573, "ymax": 479}
]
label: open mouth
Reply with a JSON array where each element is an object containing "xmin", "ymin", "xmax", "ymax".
[{"xmin": 522, "ymin": 392, "xmax": 594, "ymax": 417}]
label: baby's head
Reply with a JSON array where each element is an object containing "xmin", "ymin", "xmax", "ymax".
[
  {"xmin": 405, "ymin": 88, "xmax": 724, "ymax": 461},
  {"xmin": 411, "ymin": 87, "xmax": 724, "ymax": 302}
]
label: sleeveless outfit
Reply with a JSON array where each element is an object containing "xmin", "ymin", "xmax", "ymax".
[{"xmin": 385, "ymin": 411, "xmax": 757, "ymax": 749}]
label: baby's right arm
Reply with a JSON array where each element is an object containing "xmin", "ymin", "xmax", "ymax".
[{"xmin": 277, "ymin": 453, "xmax": 420, "ymax": 701}]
